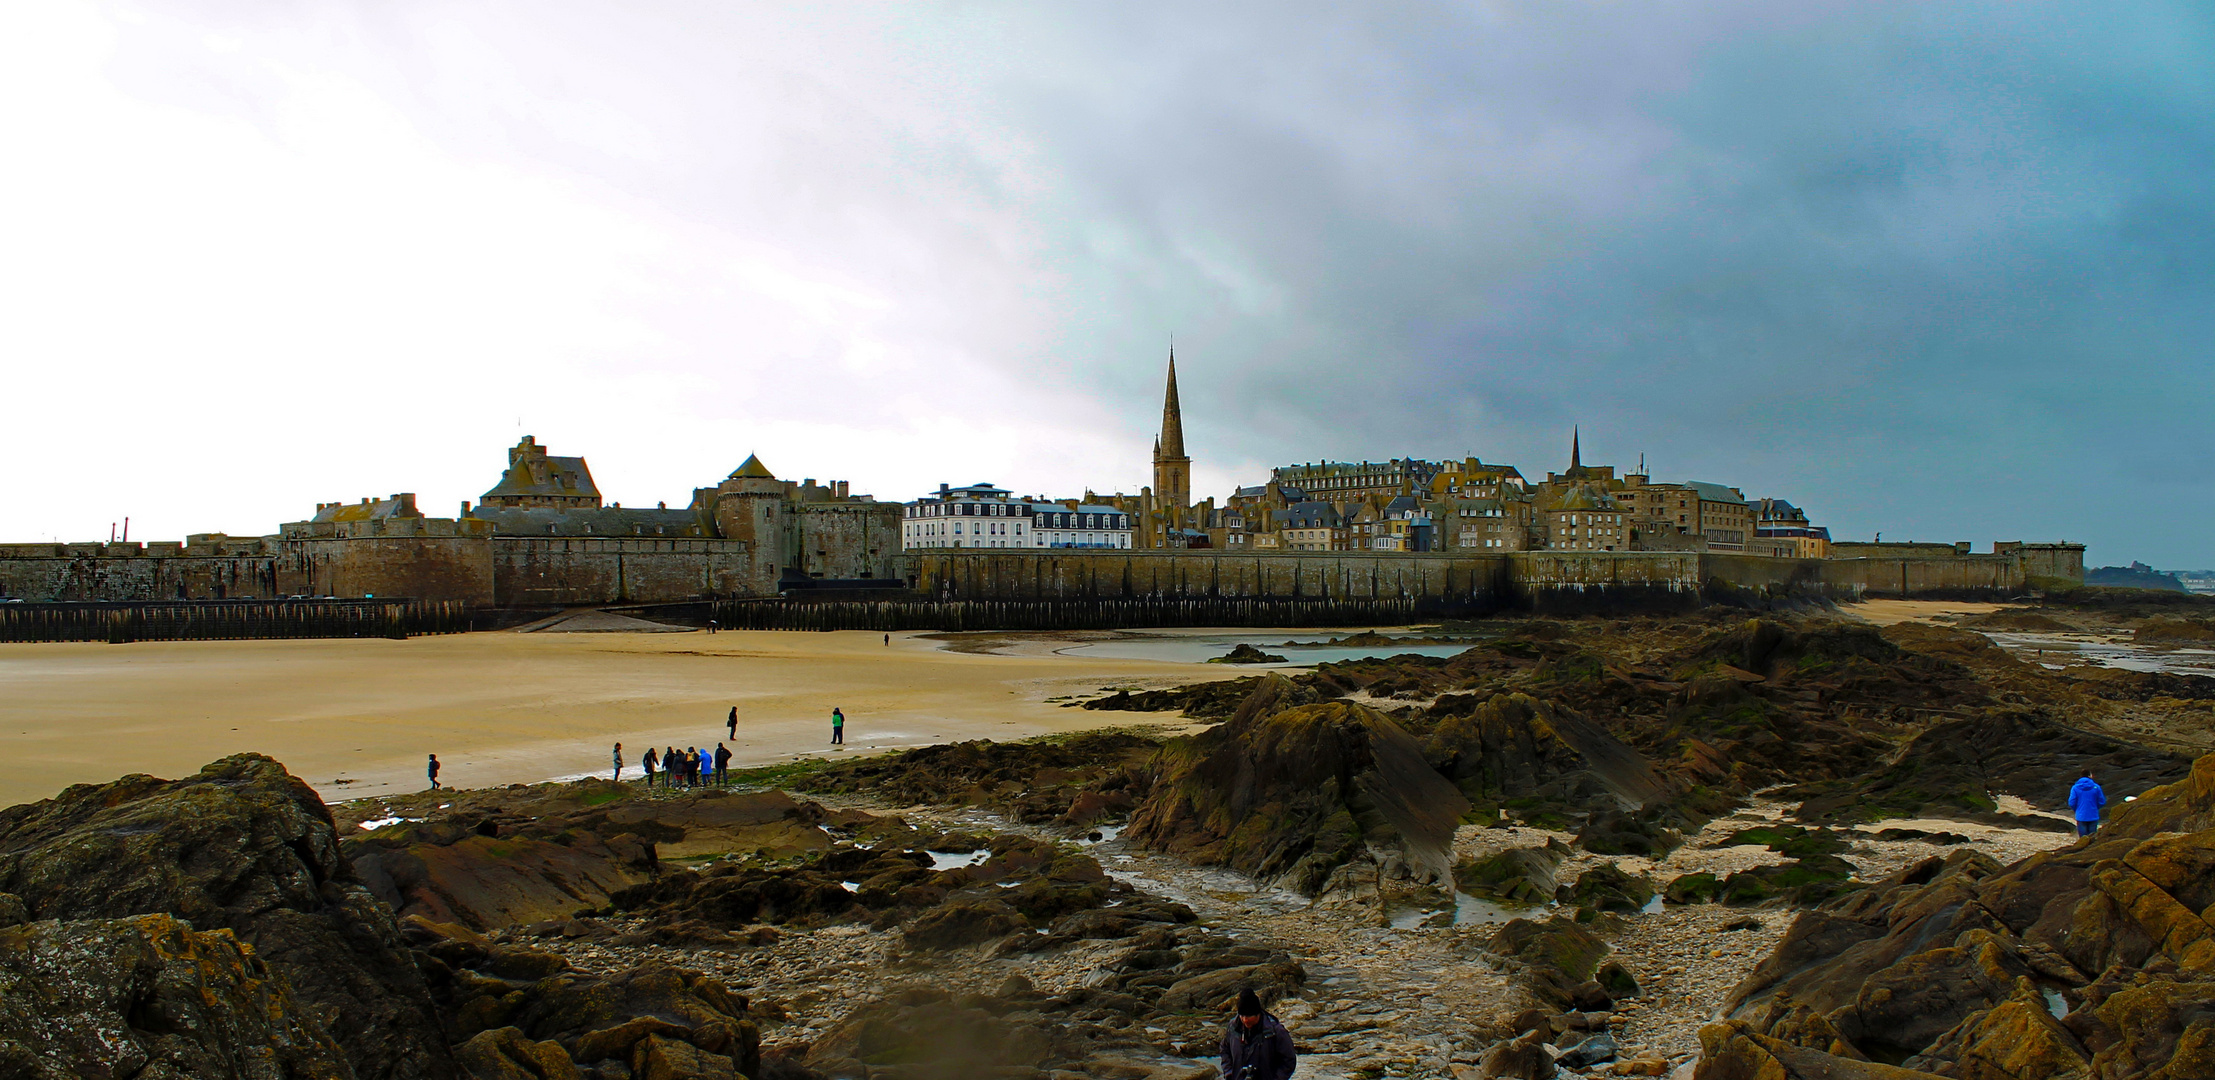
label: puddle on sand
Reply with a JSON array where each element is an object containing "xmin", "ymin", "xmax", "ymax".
[
  {"xmin": 1387, "ymin": 891, "xmax": 1531, "ymax": 930},
  {"xmin": 1981, "ymin": 632, "xmax": 2215, "ymax": 677},
  {"xmin": 927, "ymin": 850, "xmax": 988, "ymax": 871},
  {"xmin": 2044, "ymin": 987, "xmax": 2069, "ymax": 1019}
]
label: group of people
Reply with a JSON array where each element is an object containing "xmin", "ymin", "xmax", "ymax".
[
  {"xmin": 590, "ymin": 705, "xmax": 849, "ymax": 791},
  {"xmin": 619, "ymin": 741, "xmax": 732, "ymax": 788}
]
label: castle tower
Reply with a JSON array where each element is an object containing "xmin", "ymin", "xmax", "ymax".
[
  {"xmin": 1151, "ymin": 350, "xmax": 1191, "ymax": 544},
  {"xmin": 713, "ymin": 454, "xmax": 790, "ymax": 583}
]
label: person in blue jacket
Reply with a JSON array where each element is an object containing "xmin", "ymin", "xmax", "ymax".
[{"xmin": 2068, "ymin": 770, "xmax": 2106, "ymax": 837}]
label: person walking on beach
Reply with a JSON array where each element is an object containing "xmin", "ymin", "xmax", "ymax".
[
  {"xmin": 2070, "ymin": 770, "xmax": 2107, "ymax": 837},
  {"xmin": 727, "ymin": 706, "xmax": 737, "ymax": 740},
  {"xmin": 715, "ymin": 742, "xmax": 731, "ymax": 785},
  {"xmin": 427, "ymin": 754, "xmax": 441, "ymax": 791},
  {"xmin": 831, "ymin": 707, "xmax": 845, "ymax": 746},
  {"xmin": 884, "ymin": 633, "xmax": 890, "ymax": 646},
  {"xmin": 612, "ymin": 743, "xmax": 623, "ymax": 783},
  {"xmin": 642, "ymin": 746, "xmax": 658, "ymax": 787},
  {"xmin": 1219, "ymin": 988, "xmax": 1296, "ymax": 1080}
]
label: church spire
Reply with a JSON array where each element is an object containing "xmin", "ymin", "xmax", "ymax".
[
  {"xmin": 1157, "ymin": 348, "xmax": 1186, "ymax": 461},
  {"xmin": 1571, "ymin": 426, "xmax": 1582, "ymax": 471}
]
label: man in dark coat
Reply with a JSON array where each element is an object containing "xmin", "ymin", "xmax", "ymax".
[{"xmin": 1220, "ymin": 988, "xmax": 1295, "ymax": 1080}]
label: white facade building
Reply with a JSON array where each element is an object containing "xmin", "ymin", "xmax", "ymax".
[
  {"xmin": 1031, "ymin": 504, "xmax": 1133, "ymax": 549},
  {"xmin": 902, "ymin": 483, "xmax": 1133, "ymax": 551}
]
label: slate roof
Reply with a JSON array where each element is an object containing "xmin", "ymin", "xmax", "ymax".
[{"xmin": 483, "ymin": 455, "xmax": 599, "ymax": 501}]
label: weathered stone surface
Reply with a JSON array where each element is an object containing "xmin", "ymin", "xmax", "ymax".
[
  {"xmin": 1478, "ymin": 1029, "xmax": 1555, "ymax": 1079},
  {"xmin": 0, "ymin": 753, "xmax": 456, "ymax": 1080},
  {"xmin": 0, "ymin": 912, "xmax": 351, "ymax": 1080},
  {"xmin": 805, "ymin": 991, "xmax": 1060, "ymax": 1079},
  {"xmin": 1711, "ymin": 752, "xmax": 2215, "ymax": 1080},
  {"xmin": 1455, "ymin": 842, "xmax": 1567, "ymax": 905},
  {"xmin": 903, "ymin": 897, "xmax": 1028, "ymax": 949},
  {"xmin": 350, "ymin": 829, "xmax": 656, "ymax": 932},
  {"xmin": 1904, "ymin": 980, "xmax": 2091, "ymax": 1080},
  {"xmin": 1486, "ymin": 916, "xmax": 1610, "ymax": 1009},
  {"xmin": 632, "ymin": 1033, "xmax": 738, "ymax": 1080},
  {"xmin": 1425, "ymin": 692, "xmax": 1668, "ymax": 826},
  {"xmin": 453, "ymin": 1026, "xmax": 583, "ymax": 1080},
  {"xmin": 1695, "ymin": 1021, "xmax": 1948, "ymax": 1079},
  {"xmin": 1127, "ymin": 698, "xmax": 1469, "ymax": 894}
]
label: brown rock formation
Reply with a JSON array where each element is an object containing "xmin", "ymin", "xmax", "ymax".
[
  {"xmin": 1127, "ymin": 698, "xmax": 1469, "ymax": 894},
  {"xmin": 0, "ymin": 912, "xmax": 351, "ymax": 1079},
  {"xmin": 1708, "ymin": 751, "xmax": 2215, "ymax": 1080},
  {"xmin": 0, "ymin": 754, "xmax": 457, "ymax": 1080}
]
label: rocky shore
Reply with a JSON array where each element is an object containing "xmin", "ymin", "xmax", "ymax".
[{"xmin": 5, "ymin": 604, "xmax": 2214, "ymax": 1079}]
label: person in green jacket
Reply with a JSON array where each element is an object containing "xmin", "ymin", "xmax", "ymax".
[{"xmin": 831, "ymin": 708, "xmax": 845, "ymax": 746}]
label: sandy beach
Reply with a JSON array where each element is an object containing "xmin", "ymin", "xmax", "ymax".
[{"xmin": 0, "ymin": 628, "xmax": 1247, "ymax": 808}]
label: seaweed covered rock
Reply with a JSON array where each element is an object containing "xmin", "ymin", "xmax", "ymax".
[
  {"xmin": 1788, "ymin": 712, "xmax": 2189, "ymax": 827},
  {"xmin": 1558, "ymin": 864, "xmax": 1655, "ymax": 913},
  {"xmin": 0, "ymin": 754, "xmax": 457, "ymax": 1080},
  {"xmin": 1485, "ymin": 916, "xmax": 1611, "ymax": 1009},
  {"xmin": 795, "ymin": 730, "xmax": 1159, "ymax": 823},
  {"xmin": 347, "ymin": 823, "xmax": 658, "ymax": 932},
  {"xmin": 1704, "ymin": 752, "xmax": 2215, "ymax": 1079},
  {"xmin": 608, "ymin": 834, "xmax": 1127, "ymax": 954},
  {"xmin": 1454, "ymin": 841, "xmax": 1567, "ymax": 905},
  {"xmin": 1423, "ymin": 693, "xmax": 1669, "ymax": 830},
  {"xmin": 414, "ymin": 934, "xmax": 759, "ymax": 1080},
  {"xmin": 1127, "ymin": 698, "xmax": 1468, "ymax": 894},
  {"xmin": 1210, "ymin": 643, "xmax": 1287, "ymax": 664},
  {"xmin": 0, "ymin": 912, "xmax": 351, "ymax": 1079}
]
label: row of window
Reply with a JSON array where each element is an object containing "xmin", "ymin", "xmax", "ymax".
[{"xmin": 905, "ymin": 502, "xmax": 1127, "ymax": 530}]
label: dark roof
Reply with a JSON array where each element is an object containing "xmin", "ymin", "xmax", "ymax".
[
  {"xmin": 1274, "ymin": 502, "xmax": 1342, "ymax": 527},
  {"xmin": 468, "ymin": 505, "xmax": 710, "ymax": 537},
  {"xmin": 483, "ymin": 456, "xmax": 599, "ymax": 501}
]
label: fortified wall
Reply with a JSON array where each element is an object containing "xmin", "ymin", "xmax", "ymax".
[
  {"xmin": 0, "ymin": 541, "xmax": 2079, "ymax": 610},
  {"xmin": 903, "ymin": 545, "xmax": 2071, "ymax": 612}
]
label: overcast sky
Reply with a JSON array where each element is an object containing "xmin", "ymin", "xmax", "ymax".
[{"xmin": 2, "ymin": 3, "xmax": 2207, "ymax": 565}]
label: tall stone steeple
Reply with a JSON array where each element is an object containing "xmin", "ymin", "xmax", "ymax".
[
  {"xmin": 1151, "ymin": 349, "xmax": 1192, "ymax": 543},
  {"xmin": 1571, "ymin": 426, "xmax": 1582, "ymax": 471},
  {"xmin": 1158, "ymin": 351, "xmax": 1186, "ymax": 461}
]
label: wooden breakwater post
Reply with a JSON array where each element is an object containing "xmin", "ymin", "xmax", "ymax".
[{"xmin": 0, "ymin": 599, "xmax": 475, "ymax": 643}]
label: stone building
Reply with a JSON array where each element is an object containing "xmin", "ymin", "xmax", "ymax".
[
  {"xmin": 1540, "ymin": 484, "xmax": 1627, "ymax": 551},
  {"xmin": 1425, "ymin": 495, "xmax": 1532, "ymax": 551},
  {"xmin": 1749, "ymin": 498, "xmax": 1832, "ymax": 558},
  {"xmin": 478, "ymin": 436, "xmax": 602, "ymax": 509},
  {"xmin": 1272, "ymin": 458, "xmax": 1443, "ymax": 502}
]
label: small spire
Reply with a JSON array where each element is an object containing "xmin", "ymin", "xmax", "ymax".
[{"xmin": 1571, "ymin": 427, "xmax": 1582, "ymax": 470}]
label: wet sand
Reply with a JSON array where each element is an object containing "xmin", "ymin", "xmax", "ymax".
[
  {"xmin": 1839, "ymin": 598, "xmax": 2013, "ymax": 625},
  {"xmin": 0, "ymin": 629, "xmax": 1245, "ymax": 808}
]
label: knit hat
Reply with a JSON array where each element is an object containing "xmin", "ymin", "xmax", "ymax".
[{"xmin": 1236, "ymin": 989, "xmax": 1263, "ymax": 1016}]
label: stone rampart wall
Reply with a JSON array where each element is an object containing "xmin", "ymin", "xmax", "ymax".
[
  {"xmin": 489, "ymin": 538, "xmax": 761, "ymax": 606},
  {"xmin": 0, "ymin": 553, "xmax": 285, "ymax": 602},
  {"xmin": 906, "ymin": 549, "xmax": 2033, "ymax": 610},
  {"xmin": 0, "ymin": 543, "xmax": 2041, "ymax": 609},
  {"xmin": 289, "ymin": 537, "xmax": 495, "ymax": 604}
]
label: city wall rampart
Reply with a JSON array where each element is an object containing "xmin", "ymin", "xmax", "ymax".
[
  {"xmin": 905, "ymin": 549, "xmax": 2034, "ymax": 610},
  {"xmin": 0, "ymin": 544, "xmax": 2039, "ymax": 611},
  {"xmin": 0, "ymin": 545, "xmax": 285, "ymax": 602},
  {"xmin": 488, "ymin": 538, "xmax": 762, "ymax": 607}
]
